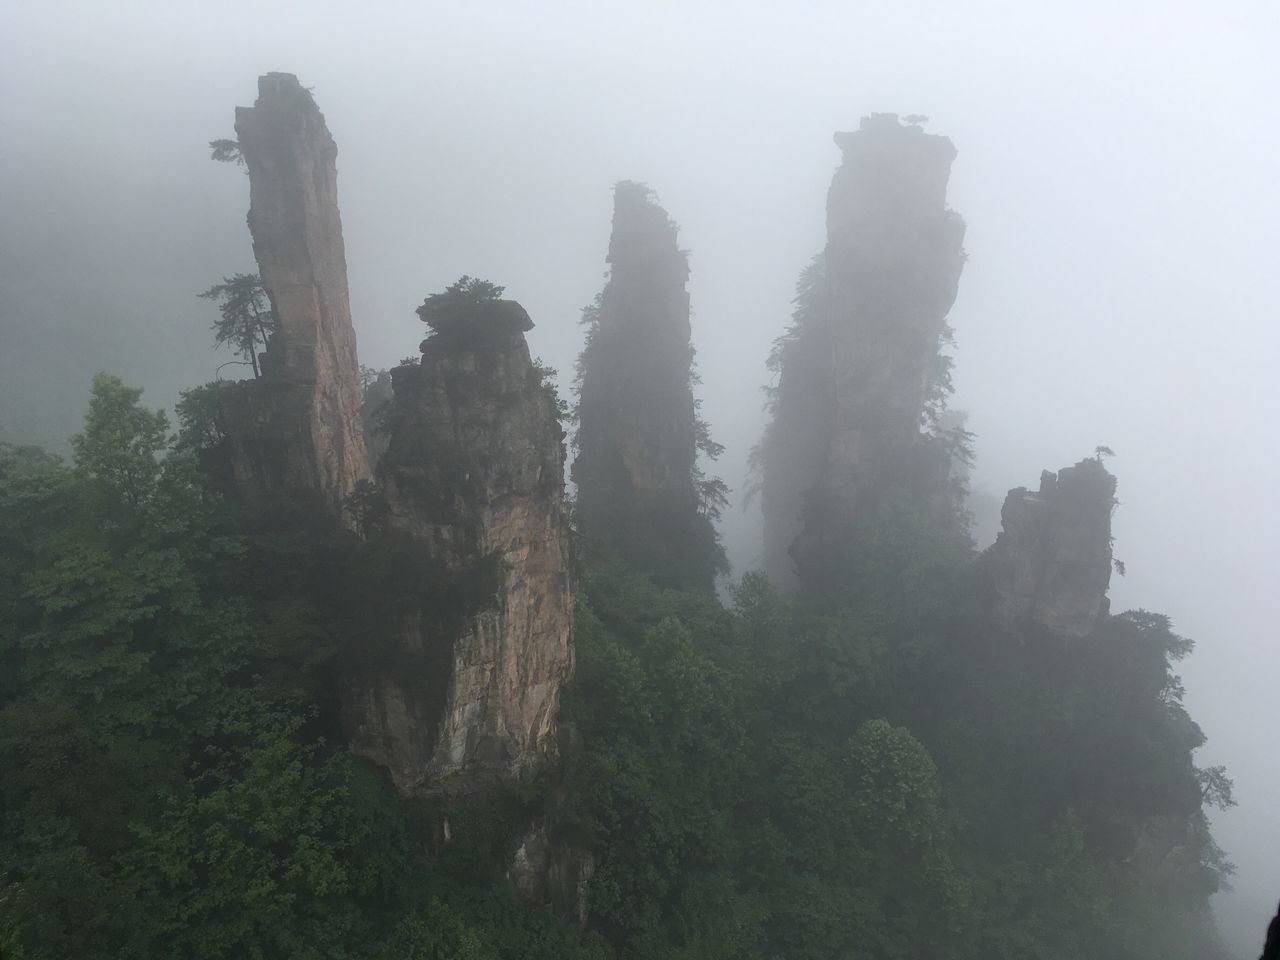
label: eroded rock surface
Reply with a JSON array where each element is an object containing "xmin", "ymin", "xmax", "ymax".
[
  {"xmin": 761, "ymin": 114, "xmax": 967, "ymax": 585},
  {"xmin": 988, "ymin": 457, "xmax": 1116, "ymax": 637},
  {"xmin": 343, "ymin": 311, "xmax": 574, "ymax": 794},
  {"xmin": 572, "ymin": 182, "xmax": 724, "ymax": 590},
  {"xmin": 797, "ymin": 115, "xmax": 966, "ymax": 575},
  {"xmin": 217, "ymin": 72, "xmax": 369, "ymax": 512}
]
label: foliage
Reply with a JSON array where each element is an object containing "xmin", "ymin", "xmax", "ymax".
[
  {"xmin": 0, "ymin": 376, "xmax": 604, "ymax": 960},
  {"xmin": 343, "ymin": 478, "xmax": 391, "ymax": 538},
  {"xmin": 174, "ymin": 380, "xmax": 233, "ymax": 453},
  {"xmin": 561, "ymin": 484, "xmax": 1233, "ymax": 959},
  {"xmin": 2, "ymin": 370, "xmax": 1235, "ymax": 960},
  {"xmin": 208, "ymin": 138, "xmax": 243, "ymax": 165},
  {"xmin": 198, "ymin": 273, "xmax": 275, "ymax": 378},
  {"xmin": 416, "ymin": 276, "xmax": 531, "ymax": 343},
  {"xmin": 533, "ymin": 357, "xmax": 569, "ymax": 420}
]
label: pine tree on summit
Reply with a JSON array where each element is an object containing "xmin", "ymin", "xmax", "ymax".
[{"xmin": 572, "ymin": 181, "xmax": 726, "ymax": 592}]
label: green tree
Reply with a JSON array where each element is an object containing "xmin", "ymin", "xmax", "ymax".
[
  {"xmin": 0, "ymin": 376, "xmax": 403, "ymax": 957},
  {"xmin": 199, "ymin": 273, "xmax": 275, "ymax": 378},
  {"xmin": 416, "ymin": 276, "xmax": 530, "ymax": 341},
  {"xmin": 70, "ymin": 372, "xmax": 169, "ymax": 507}
]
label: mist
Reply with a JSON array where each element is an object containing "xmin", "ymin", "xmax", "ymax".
[{"xmin": 2, "ymin": 1, "xmax": 1277, "ymax": 953}]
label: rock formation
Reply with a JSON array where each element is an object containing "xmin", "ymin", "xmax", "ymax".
[
  {"xmin": 757, "ymin": 257, "xmax": 832, "ymax": 589},
  {"xmin": 207, "ymin": 77, "xmax": 572, "ymax": 801},
  {"xmin": 342, "ymin": 298, "xmax": 574, "ymax": 794},
  {"xmin": 572, "ymin": 181, "xmax": 725, "ymax": 591},
  {"xmin": 987, "ymin": 457, "xmax": 1116, "ymax": 638},
  {"xmin": 760, "ymin": 114, "xmax": 967, "ymax": 585},
  {"xmin": 359, "ymin": 368, "xmax": 394, "ymax": 469},
  {"xmin": 216, "ymin": 72, "xmax": 369, "ymax": 513}
]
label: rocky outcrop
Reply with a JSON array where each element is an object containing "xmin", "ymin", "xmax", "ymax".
[
  {"xmin": 205, "ymin": 78, "xmax": 572, "ymax": 801},
  {"xmin": 217, "ymin": 72, "xmax": 369, "ymax": 513},
  {"xmin": 761, "ymin": 115, "xmax": 966, "ymax": 584},
  {"xmin": 988, "ymin": 457, "xmax": 1116, "ymax": 638},
  {"xmin": 342, "ymin": 306, "xmax": 574, "ymax": 794},
  {"xmin": 573, "ymin": 182, "xmax": 724, "ymax": 590},
  {"xmin": 509, "ymin": 821, "xmax": 594, "ymax": 924}
]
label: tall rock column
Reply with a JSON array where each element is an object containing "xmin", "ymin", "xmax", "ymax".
[
  {"xmin": 572, "ymin": 181, "xmax": 725, "ymax": 591},
  {"xmin": 219, "ymin": 72, "xmax": 369, "ymax": 512},
  {"xmin": 761, "ymin": 114, "xmax": 967, "ymax": 585},
  {"xmin": 342, "ymin": 294, "xmax": 574, "ymax": 795},
  {"xmin": 987, "ymin": 457, "xmax": 1116, "ymax": 638},
  {"xmin": 757, "ymin": 257, "xmax": 831, "ymax": 589}
]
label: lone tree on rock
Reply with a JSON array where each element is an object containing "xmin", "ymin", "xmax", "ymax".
[
  {"xmin": 199, "ymin": 273, "xmax": 275, "ymax": 378},
  {"xmin": 415, "ymin": 276, "xmax": 533, "ymax": 344}
]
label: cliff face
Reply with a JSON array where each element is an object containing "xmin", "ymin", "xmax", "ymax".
[
  {"xmin": 573, "ymin": 182, "xmax": 724, "ymax": 590},
  {"xmin": 758, "ymin": 258, "xmax": 831, "ymax": 589},
  {"xmin": 218, "ymin": 72, "xmax": 369, "ymax": 512},
  {"xmin": 342, "ymin": 311, "xmax": 574, "ymax": 794},
  {"xmin": 762, "ymin": 115, "xmax": 966, "ymax": 585},
  {"xmin": 208, "ymin": 77, "xmax": 572, "ymax": 800},
  {"xmin": 988, "ymin": 458, "xmax": 1116, "ymax": 637}
]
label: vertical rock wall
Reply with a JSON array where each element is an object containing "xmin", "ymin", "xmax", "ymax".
[
  {"xmin": 210, "ymin": 75, "xmax": 572, "ymax": 799},
  {"xmin": 758, "ymin": 258, "xmax": 832, "ymax": 589},
  {"xmin": 343, "ymin": 307, "xmax": 574, "ymax": 794},
  {"xmin": 988, "ymin": 458, "xmax": 1116, "ymax": 637},
  {"xmin": 574, "ymin": 182, "xmax": 698, "ymax": 499},
  {"xmin": 572, "ymin": 182, "xmax": 724, "ymax": 590},
  {"xmin": 762, "ymin": 114, "xmax": 967, "ymax": 583},
  {"xmin": 219, "ymin": 72, "xmax": 369, "ymax": 512}
]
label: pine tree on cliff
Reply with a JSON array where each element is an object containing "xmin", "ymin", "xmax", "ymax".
[{"xmin": 572, "ymin": 181, "xmax": 727, "ymax": 592}]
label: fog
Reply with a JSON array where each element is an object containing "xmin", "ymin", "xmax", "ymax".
[{"xmin": 2, "ymin": 1, "xmax": 1276, "ymax": 950}]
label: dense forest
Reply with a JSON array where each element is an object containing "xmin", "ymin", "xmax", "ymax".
[{"xmin": 0, "ymin": 74, "xmax": 1239, "ymax": 959}]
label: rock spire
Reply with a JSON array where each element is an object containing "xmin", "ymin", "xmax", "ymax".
[
  {"xmin": 218, "ymin": 72, "xmax": 369, "ymax": 512},
  {"xmin": 572, "ymin": 181, "xmax": 725, "ymax": 591},
  {"xmin": 760, "ymin": 114, "xmax": 967, "ymax": 586},
  {"xmin": 988, "ymin": 457, "xmax": 1117, "ymax": 638}
]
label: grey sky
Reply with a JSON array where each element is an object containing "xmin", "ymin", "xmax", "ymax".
[{"xmin": 2, "ymin": 1, "xmax": 1277, "ymax": 951}]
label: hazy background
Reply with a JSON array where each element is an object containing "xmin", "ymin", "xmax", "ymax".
[{"xmin": 2, "ymin": 1, "xmax": 1276, "ymax": 952}]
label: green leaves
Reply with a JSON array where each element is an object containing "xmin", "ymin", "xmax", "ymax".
[
  {"xmin": 0, "ymin": 376, "xmax": 392, "ymax": 957},
  {"xmin": 198, "ymin": 274, "xmax": 274, "ymax": 377},
  {"xmin": 415, "ymin": 276, "xmax": 531, "ymax": 342},
  {"xmin": 71, "ymin": 373, "xmax": 168, "ymax": 509},
  {"xmin": 2, "ymin": 370, "xmax": 1235, "ymax": 960}
]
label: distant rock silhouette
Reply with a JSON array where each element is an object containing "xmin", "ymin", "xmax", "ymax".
[{"xmin": 1262, "ymin": 899, "xmax": 1280, "ymax": 960}]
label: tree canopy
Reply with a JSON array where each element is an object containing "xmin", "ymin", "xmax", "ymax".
[{"xmin": 1, "ymin": 372, "xmax": 1235, "ymax": 960}]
